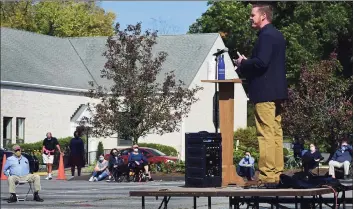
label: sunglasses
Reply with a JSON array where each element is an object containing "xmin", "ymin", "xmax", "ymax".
[{"xmin": 14, "ymin": 149, "xmax": 21, "ymax": 152}]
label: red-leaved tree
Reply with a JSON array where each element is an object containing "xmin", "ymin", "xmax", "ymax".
[{"xmin": 282, "ymin": 53, "xmax": 352, "ymax": 154}]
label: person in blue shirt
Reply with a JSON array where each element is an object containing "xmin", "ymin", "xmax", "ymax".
[
  {"xmin": 3, "ymin": 145, "xmax": 44, "ymax": 203},
  {"xmin": 128, "ymin": 144, "xmax": 152, "ymax": 181},
  {"xmin": 329, "ymin": 139, "xmax": 353, "ymax": 179},
  {"xmin": 236, "ymin": 152, "xmax": 255, "ymax": 181}
]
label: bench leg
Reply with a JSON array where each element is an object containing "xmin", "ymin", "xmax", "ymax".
[
  {"xmin": 142, "ymin": 196, "xmax": 145, "ymax": 209},
  {"xmin": 295, "ymin": 196, "xmax": 298, "ymax": 209},
  {"xmin": 193, "ymin": 196, "xmax": 197, "ymax": 209},
  {"xmin": 342, "ymin": 190, "xmax": 346, "ymax": 209},
  {"xmin": 319, "ymin": 195, "xmax": 322, "ymax": 209},
  {"xmin": 164, "ymin": 196, "xmax": 167, "ymax": 209},
  {"xmin": 208, "ymin": 196, "xmax": 211, "ymax": 209},
  {"xmin": 231, "ymin": 196, "xmax": 240, "ymax": 209}
]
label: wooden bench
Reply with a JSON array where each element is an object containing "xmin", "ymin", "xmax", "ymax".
[{"xmin": 130, "ymin": 184, "xmax": 352, "ymax": 209}]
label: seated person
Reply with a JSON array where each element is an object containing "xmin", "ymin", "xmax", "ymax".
[
  {"xmin": 329, "ymin": 138, "xmax": 352, "ymax": 179},
  {"xmin": 128, "ymin": 144, "xmax": 152, "ymax": 181},
  {"xmin": 3, "ymin": 145, "xmax": 44, "ymax": 203},
  {"xmin": 301, "ymin": 143, "xmax": 322, "ymax": 177},
  {"xmin": 292, "ymin": 137, "xmax": 304, "ymax": 159},
  {"xmin": 108, "ymin": 148, "xmax": 127, "ymax": 181},
  {"xmin": 89, "ymin": 155, "xmax": 109, "ymax": 182},
  {"xmin": 236, "ymin": 152, "xmax": 255, "ymax": 181}
]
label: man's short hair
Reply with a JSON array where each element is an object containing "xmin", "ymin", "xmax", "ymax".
[{"xmin": 253, "ymin": 3, "xmax": 273, "ymax": 22}]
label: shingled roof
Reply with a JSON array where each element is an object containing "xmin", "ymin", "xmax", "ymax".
[{"xmin": 1, "ymin": 27, "xmax": 219, "ymax": 90}]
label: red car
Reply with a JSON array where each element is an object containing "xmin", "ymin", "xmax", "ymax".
[{"xmin": 105, "ymin": 147, "xmax": 178, "ymax": 165}]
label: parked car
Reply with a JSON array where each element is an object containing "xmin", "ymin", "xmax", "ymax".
[
  {"xmin": 0, "ymin": 148, "xmax": 39, "ymax": 173},
  {"xmin": 105, "ymin": 147, "xmax": 178, "ymax": 165}
]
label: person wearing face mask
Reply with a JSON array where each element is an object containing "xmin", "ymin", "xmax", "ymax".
[
  {"xmin": 329, "ymin": 138, "xmax": 353, "ymax": 179},
  {"xmin": 301, "ymin": 143, "xmax": 323, "ymax": 178},
  {"xmin": 3, "ymin": 145, "xmax": 44, "ymax": 203},
  {"xmin": 69, "ymin": 131, "xmax": 85, "ymax": 177},
  {"xmin": 107, "ymin": 148, "xmax": 126, "ymax": 182},
  {"xmin": 89, "ymin": 155, "xmax": 109, "ymax": 182},
  {"xmin": 236, "ymin": 152, "xmax": 255, "ymax": 181},
  {"xmin": 128, "ymin": 144, "xmax": 152, "ymax": 181}
]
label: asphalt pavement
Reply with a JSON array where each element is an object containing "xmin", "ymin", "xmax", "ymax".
[{"xmin": 0, "ymin": 176, "xmax": 352, "ymax": 209}]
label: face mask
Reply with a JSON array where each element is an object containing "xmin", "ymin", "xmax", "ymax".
[
  {"xmin": 99, "ymin": 157, "xmax": 104, "ymax": 161},
  {"xmin": 14, "ymin": 151, "xmax": 21, "ymax": 157},
  {"xmin": 245, "ymin": 155, "xmax": 249, "ymax": 159},
  {"xmin": 133, "ymin": 148, "xmax": 138, "ymax": 152},
  {"xmin": 113, "ymin": 152, "xmax": 118, "ymax": 156}
]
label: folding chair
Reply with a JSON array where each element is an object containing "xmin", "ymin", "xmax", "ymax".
[
  {"xmin": 317, "ymin": 153, "xmax": 330, "ymax": 175},
  {"xmin": 15, "ymin": 180, "xmax": 33, "ymax": 201}
]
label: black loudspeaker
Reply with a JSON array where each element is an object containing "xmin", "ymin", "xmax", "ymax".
[{"xmin": 185, "ymin": 132, "xmax": 222, "ymax": 187}]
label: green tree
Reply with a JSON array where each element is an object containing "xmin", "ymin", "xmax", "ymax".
[
  {"xmin": 189, "ymin": 2, "xmax": 353, "ymax": 84},
  {"xmin": 1, "ymin": 0, "xmax": 116, "ymax": 37},
  {"xmin": 85, "ymin": 23, "xmax": 203, "ymax": 144},
  {"xmin": 96, "ymin": 141, "xmax": 104, "ymax": 160},
  {"xmin": 282, "ymin": 53, "xmax": 352, "ymax": 153}
]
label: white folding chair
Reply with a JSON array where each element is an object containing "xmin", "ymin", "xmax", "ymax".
[{"xmin": 15, "ymin": 180, "xmax": 33, "ymax": 201}]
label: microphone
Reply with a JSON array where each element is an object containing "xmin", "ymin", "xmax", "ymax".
[{"xmin": 213, "ymin": 48, "xmax": 229, "ymax": 56}]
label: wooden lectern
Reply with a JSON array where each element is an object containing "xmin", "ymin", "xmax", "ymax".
[{"xmin": 201, "ymin": 79, "xmax": 245, "ymax": 187}]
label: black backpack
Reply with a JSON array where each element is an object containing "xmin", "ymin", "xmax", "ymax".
[{"xmin": 279, "ymin": 174, "xmax": 344, "ymax": 191}]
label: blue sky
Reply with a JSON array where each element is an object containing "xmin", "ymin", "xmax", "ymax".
[{"xmin": 100, "ymin": 1, "xmax": 209, "ymax": 35}]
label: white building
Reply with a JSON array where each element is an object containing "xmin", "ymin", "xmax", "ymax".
[{"xmin": 1, "ymin": 27, "xmax": 248, "ymax": 160}]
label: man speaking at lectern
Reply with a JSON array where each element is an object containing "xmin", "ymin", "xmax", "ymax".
[{"xmin": 235, "ymin": 3, "xmax": 288, "ymax": 187}]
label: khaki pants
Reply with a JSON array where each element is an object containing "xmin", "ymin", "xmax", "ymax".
[
  {"xmin": 328, "ymin": 160, "xmax": 351, "ymax": 176},
  {"xmin": 8, "ymin": 174, "xmax": 41, "ymax": 194},
  {"xmin": 255, "ymin": 101, "xmax": 283, "ymax": 183}
]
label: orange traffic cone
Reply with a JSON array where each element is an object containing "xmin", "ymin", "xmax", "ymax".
[
  {"xmin": 1, "ymin": 154, "xmax": 8, "ymax": 180},
  {"xmin": 56, "ymin": 154, "xmax": 66, "ymax": 180}
]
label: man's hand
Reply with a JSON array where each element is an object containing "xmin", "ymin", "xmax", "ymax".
[{"xmin": 235, "ymin": 51, "xmax": 247, "ymax": 67}]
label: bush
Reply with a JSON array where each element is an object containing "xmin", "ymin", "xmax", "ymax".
[
  {"xmin": 19, "ymin": 136, "xmax": 87, "ymax": 165},
  {"xmin": 234, "ymin": 126, "xmax": 258, "ymax": 150},
  {"xmin": 19, "ymin": 136, "xmax": 87, "ymax": 154},
  {"xmin": 149, "ymin": 160, "xmax": 185, "ymax": 174},
  {"xmin": 138, "ymin": 143, "xmax": 178, "ymax": 156},
  {"xmin": 283, "ymin": 148, "xmax": 290, "ymax": 156},
  {"xmin": 96, "ymin": 141, "xmax": 104, "ymax": 159}
]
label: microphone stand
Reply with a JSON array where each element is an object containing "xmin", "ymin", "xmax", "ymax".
[
  {"xmin": 212, "ymin": 49, "xmax": 228, "ymax": 134},
  {"xmin": 213, "ymin": 54, "xmax": 219, "ymax": 134}
]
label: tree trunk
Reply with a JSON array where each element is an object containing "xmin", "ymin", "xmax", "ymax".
[{"xmin": 327, "ymin": 130, "xmax": 338, "ymax": 163}]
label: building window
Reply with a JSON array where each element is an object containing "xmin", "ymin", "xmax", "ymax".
[
  {"xmin": 3, "ymin": 117, "xmax": 12, "ymax": 148},
  {"xmin": 16, "ymin": 118, "xmax": 25, "ymax": 144},
  {"xmin": 3, "ymin": 117, "xmax": 12, "ymax": 139}
]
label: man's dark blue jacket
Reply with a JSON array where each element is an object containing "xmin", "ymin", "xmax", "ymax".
[{"xmin": 236, "ymin": 24, "xmax": 288, "ymax": 103}]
